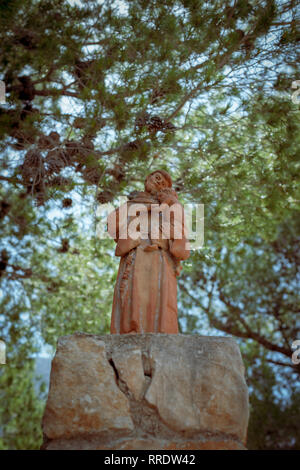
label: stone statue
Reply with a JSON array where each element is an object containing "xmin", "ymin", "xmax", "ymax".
[{"xmin": 107, "ymin": 170, "xmax": 190, "ymax": 334}]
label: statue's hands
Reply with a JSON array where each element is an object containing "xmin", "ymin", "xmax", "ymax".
[{"xmin": 157, "ymin": 188, "xmax": 178, "ymax": 206}]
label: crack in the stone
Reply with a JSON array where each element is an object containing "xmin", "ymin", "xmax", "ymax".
[
  {"xmin": 108, "ymin": 357, "xmax": 119, "ymax": 383},
  {"xmin": 42, "ymin": 334, "xmax": 248, "ymax": 450},
  {"xmin": 141, "ymin": 350, "xmax": 152, "ymax": 377},
  {"xmin": 108, "ymin": 355, "xmax": 133, "ymax": 399}
]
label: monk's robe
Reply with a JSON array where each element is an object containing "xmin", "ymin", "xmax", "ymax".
[{"xmin": 107, "ymin": 191, "xmax": 190, "ymax": 334}]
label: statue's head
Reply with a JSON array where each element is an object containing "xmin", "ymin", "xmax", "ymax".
[{"xmin": 145, "ymin": 170, "xmax": 172, "ymax": 195}]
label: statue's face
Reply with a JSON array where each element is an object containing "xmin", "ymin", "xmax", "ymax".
[{"xmin": 145, "ymin": 172, "xmax": 168, "ymax": 194}]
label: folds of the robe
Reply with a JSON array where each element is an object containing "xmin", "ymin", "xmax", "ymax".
[
  {"xmin": 110, "ymin": 246, "xmax": 178, "ymax": 334},
  {"xmin": 107, "ymin": 192, "xmax": 190, "ymax": 334}
]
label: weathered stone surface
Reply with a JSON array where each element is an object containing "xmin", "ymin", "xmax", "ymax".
[
  {"xmin": 113, "ymin": 438, "xmax": 246, "ymax": 451},
  {"xmin": 41, "ymin": 333, "xmax": 249, "ymax": 450},
  {"xmin": 45, "ymin": 437, "xmax": 246, "ymax": 451},
  {"xmin": 111, "ymin": 347, "xmax": 145, "ymax": 400},
  {"xmin": 42, "ymin": 334, "xmax": 134, "ymax": 440},
  {"xmin": 145, "ymin": 337, "xmax": 248, "ymax": 442}
]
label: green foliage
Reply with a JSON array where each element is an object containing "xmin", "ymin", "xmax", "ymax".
[
  {"xmin": 248, "ymin": 386, "xmax": 300, "ymax": 450},
  {"xmin": 0, "ymin": 0, "xmax": 299, "ymax": 449},
  {"xmin": 0, "ymin": 352, "xmax": 45, "ymax": 450}
]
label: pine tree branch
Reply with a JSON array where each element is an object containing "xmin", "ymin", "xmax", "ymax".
[
  {"xmin": 217, "ymin": 290, "xmax": 292, "ymax": 357},
  {"xmin": 266, "ymin": 358, "xmax": 299, "ymax": 372},
  {"xmin": 34, "ymin": 89, "xmax": 81, "ymax": 98},
  {"xmin": 180, "ymin": 277, "xmax": 292, "ymax": 359}
]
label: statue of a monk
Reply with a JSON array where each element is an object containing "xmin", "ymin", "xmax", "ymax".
[{"xmin": 107, "ymin": 170, "xmax": 190, "ymax": 334}]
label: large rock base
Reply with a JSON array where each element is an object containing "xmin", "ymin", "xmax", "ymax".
[{"xmin": 41, "ymin": 333, "xmax": 249, "ymax": 450}]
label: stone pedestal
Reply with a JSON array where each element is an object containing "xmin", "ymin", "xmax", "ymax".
[{"xmin": 41, "ymin": 332, "xmax": 249, "ymax": 450}]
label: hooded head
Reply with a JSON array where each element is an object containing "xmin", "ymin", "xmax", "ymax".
[{"xmin": 144, "ymin": 170, "xmax": 173, "ymax": 195}]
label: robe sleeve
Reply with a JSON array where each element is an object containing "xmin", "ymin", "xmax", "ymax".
[
  {"xmin": 168, "ymin": 202, "xmax": 190, "ymax": 260},
  {"xmin": 107, "ymin": 202, "xmax": 141, "ymax": 257}
]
